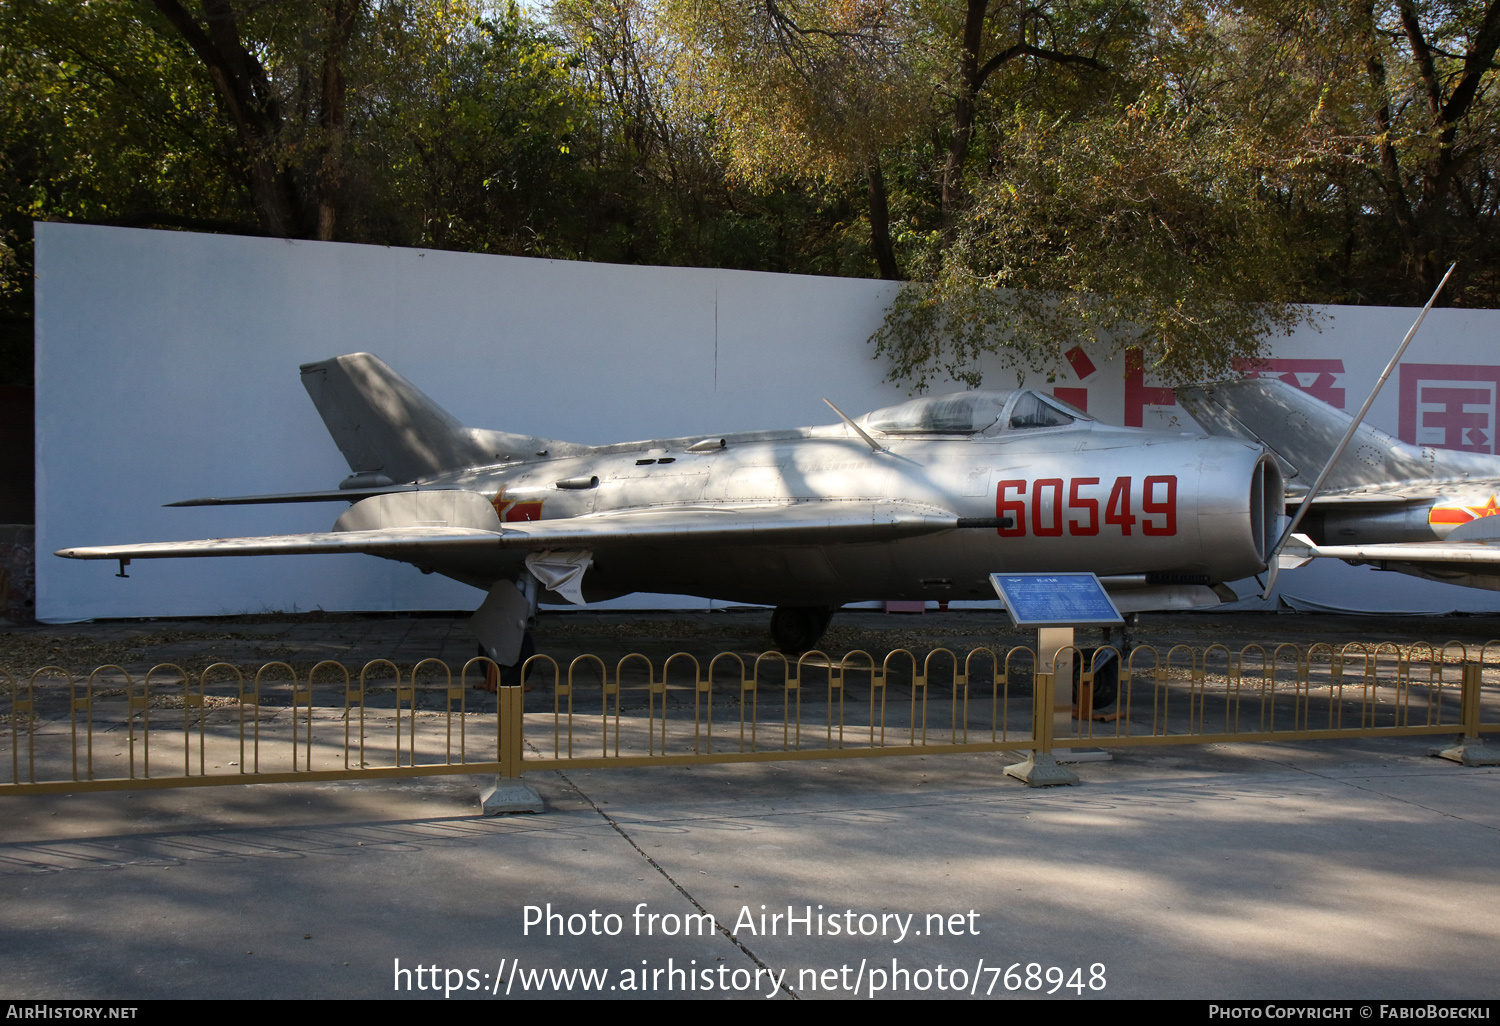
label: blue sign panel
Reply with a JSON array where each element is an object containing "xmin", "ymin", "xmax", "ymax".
[{"xmin": 990, "ymin": 572, "xmax": 1124, "ymax": 627}]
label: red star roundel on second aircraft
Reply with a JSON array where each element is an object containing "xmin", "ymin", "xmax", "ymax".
[{"xmin": 1429, "ymin": 495, "xmax": 1500, "ymax": 525}]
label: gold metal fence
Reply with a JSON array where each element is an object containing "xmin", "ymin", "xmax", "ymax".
[
  {"xmin": 1060, "ymin": 640, "xmax": 1485, "ymax": 747},
  {"xmin": 520, "ymin": 646, "xmax": 1033, "ymax": 769},
  {"xmin": 2, "ymin": 641, "xmax": 1497, "ymax": 795},
  {"xmin": 1, "ymin": 656, "xmax": 509, "ymax": 794}
]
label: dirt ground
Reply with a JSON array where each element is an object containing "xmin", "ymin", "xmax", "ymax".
[{"xmin": 2, "ymin": 606, "xmax": 1497, "ymax": 679}]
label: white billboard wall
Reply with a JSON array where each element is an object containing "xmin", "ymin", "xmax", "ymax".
[{"xmin": 34, "ymin": 222, "xmax": 1500, "ymax": 621}]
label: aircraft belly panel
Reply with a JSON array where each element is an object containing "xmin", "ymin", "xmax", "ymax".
[
  {"xmin": 587, "ymin": 544, "xmax": 850, "ymax": 604},
  {"xmin": 406, "ymin": 551, "xmax": 527, "ymax": 593}
]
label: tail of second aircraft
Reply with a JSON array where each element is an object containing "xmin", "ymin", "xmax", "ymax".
[
  {"xmin": 300, "ymin": 353, "xmax": 590, "ymax": 485},
  {"xmin": 1176, "ymin": 377, "xmax": 1500, "ymax": 494}
]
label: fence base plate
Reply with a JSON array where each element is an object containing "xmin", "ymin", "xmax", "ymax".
[
  {"xmin": 1431, "ymin": 738, "xmax": 1500, "ymax": 767},
  {"xmin": 481, "ymin": 778, "xmax": 544, "ymax": 815},
  {"xmin": 1057, "ymin": 747, "xmax": 1113, "ymax": 764},
  {"xmin": 1004, "ymin": 752, "xmax": 1081, "ymax": 787}
]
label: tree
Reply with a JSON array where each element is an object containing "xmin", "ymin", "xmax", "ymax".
[
  {"xmin": 356, "ymin": 4, "xmax": 599, "ymax": 257},
  {"xmin": 662, "ymin": 0, "xmax": 934, "ymax": 278},
  {"xmin": 0, "ymin": 0, "xmax": 245, "ymax": 385},
  {"xmin": 930, "ymin": 0, "xmax": 1130, "ymax": 230},
  {"xmin": 0, "ymin": 0, "xmax": 609, "ymax": 381},
  {"xmin": 551, "ymin": 0, "xmax": 872, "ymax": 273},
  {"xmin": 873, "ymin": 92, "xmax": 1317, "ymax": 389},
  {"xmin": 866, "ymin": 2, "xmax": 1320, "ymax": 389},
  {"xmin": 6, "ymin": 0, "xmax": 1493, "ymax": 395},
  {"xmin": 549, "ymin": 0, "xmax": 731, "ymax": 264},
  {"xmin": 1222, "ymin": 0, "xmax": 1500, "ymax": 306}
]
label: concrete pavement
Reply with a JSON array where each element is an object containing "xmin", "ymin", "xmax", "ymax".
[
  {"xmin": 1, "ymin": 733, "xmax": 1497, "ymax": 1000},
  {"xmin": 4, "ymin": 609, "xmax": 1499, "ymax": 1001}
]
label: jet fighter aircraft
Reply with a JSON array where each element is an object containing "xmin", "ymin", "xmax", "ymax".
[
  {"xmin": 1177, "ymin": 376, "xmax": 1500, "ymax": 595},
  {"xmin": 58, "ymin": 354, "xmax": 1284, "ymax": 666}
]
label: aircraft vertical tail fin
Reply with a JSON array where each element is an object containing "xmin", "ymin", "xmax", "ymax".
[{"xmin": 300, "ymin": 353, "xmax": 589, "ymax": 484}]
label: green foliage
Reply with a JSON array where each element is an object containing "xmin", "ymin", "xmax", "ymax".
[
  {"xmin": 0, "ymin": 0, "xmax": 244, "ymax": 385},
  {"xmin": 2, "ymin": 0, "xmax": 1495, "ymax": 395},
  {"xmin": 345, "ymin": 3, "xmax": 598, "ymax": 255},
  {"xmin": 0, "ymin": 1, "xmax": 237, "ymax": 227},
  {"xmin": 1203, "ymin": 0, "xmax": 1500, "ymax": 307},
  {"xmin": 874, "ymin": 93, "xmax": 1319, "ymax": 389},
  {"xmin": 663, "ymin": 0, "xmax": 932, "ymax": 184},
  {"xmin": 547, "ymin": 0, "xmax": 873, "ymax": 272}
]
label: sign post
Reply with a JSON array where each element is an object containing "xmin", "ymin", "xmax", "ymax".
[{"xmin": 991, "ymin": 573, "xmax": 1124, "ymax": 787}]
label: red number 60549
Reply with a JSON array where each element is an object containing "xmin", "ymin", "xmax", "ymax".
[{"xmin": 997, "ymin": 476, "xmax": 1176, "ymax": 537}]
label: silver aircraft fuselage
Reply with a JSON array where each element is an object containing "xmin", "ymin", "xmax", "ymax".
[
  {"xmin": 58, "ymin": 356, "xmax": 1283, "ymax": 618},
  {"xmin": 403, "ymin": 406, "xmax": 1281, "ymax": 605}
]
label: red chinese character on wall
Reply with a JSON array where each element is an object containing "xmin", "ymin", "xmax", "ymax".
[
  {"xmin": 1052, "ymin": 345, "xmax": 1097, "ymax": 412},
  {"xmin": 1064, "ymin": 346, "xmax": 1097, "ymax": 381},
  {"xmin": 1052, "ymin": 387, "xmax": 1089, "ymax": 411},
  {"xmin": 1123, "ymin": 348, "xmax": 1175, "ymax": 427},
  {"xmin": 1398, "ymin": 364, "xmax": 1500, "ymax": 453},
  {"xmin": 1234, "ymin": 358, "xmax": 1346, "ymax": 409}
]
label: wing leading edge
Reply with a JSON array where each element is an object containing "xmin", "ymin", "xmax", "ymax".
[{"xmin": 56, "ymin": 499, "xmax": 982, "ymax": 562}]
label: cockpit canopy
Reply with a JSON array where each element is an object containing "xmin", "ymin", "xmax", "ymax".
[{"xmin": 864, "ymin": 389, "xmax": 1090, "ymax": 435}]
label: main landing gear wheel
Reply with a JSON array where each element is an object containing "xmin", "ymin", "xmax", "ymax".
[
  {"xmin": 1071, "ymin": 647, "xmax": 1119, "ymax": 711},
  {"xmin": 770, "ymin": 606, "xmax": 836, "ymax": 653},
  {"xmin": 476, "ymin": 635, "xmax": 536, "ymax": 690},
  {"xmin": 501, "ymin": 631, "xmax": 537, "ymax": 687}
]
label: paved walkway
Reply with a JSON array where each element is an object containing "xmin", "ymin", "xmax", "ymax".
[
  {"xmin": 2, "ymin": 610, "xmax": 1498, "ymax": 1000},
  {"xmin": 1, "ymin": 734, "xmax": 1496, "ymax": 1000}
]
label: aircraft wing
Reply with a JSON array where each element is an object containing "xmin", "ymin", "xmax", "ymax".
[
  {"xmin": 1291, "ymin": 492, "xmax": 1421, "ymax": 506},
  {"xmin": 56, "ymin": 501, "xmax": 988, "ymax": 562},
  {"xmin": 54, "ymin": 528, "xmax": 504, "ymax": 561},
  {"xmin": 1279, "ymin": 515, "xmax": 1500, "ymax": 587},
  {"xmin": 162, "ymin": 485, "xmax": 427, "ymax": 506}
]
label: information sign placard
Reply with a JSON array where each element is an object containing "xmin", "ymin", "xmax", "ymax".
[{"xmin": 990, "ymin": 572, "xmax": 1124, "ymax": 627}]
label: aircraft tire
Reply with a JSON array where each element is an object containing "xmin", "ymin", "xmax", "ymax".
[
  {"xmin": 476, "ymin": 637, "xmax": 537, "ymax": 688},
  {"xmin": 500, "ymin": 632, "xmax": 537, "ymax": 687},
  {"xmin": 1071, "ymin": 648, "xmax": 1119, "ymax": 710},
  {"xmin": 770, "ymin": 606, "xmax": 835, "ymax": 653}
]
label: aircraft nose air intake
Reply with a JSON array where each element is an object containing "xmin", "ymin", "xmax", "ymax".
[{"xmin": 1252, "ymin": 454, "xmax": 1284, "ymax": 566}]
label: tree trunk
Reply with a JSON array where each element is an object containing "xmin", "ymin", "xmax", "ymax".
[
  {"xmin": 1364, "ymin": 0, "xmax": 1500, "ymax": 299},
  {"xmin": 941, "ymin": 0, "xmax": 988, "ymax": 232},
  {"xmin": 867, "ymin": 161, "xmax": 900, "ymax": 280},
  {"xmin": 151, "ymin": 0, "xmax": 310, "ymax": 238},
  {"xmin": 316, "ymin": 2, "xmax": 360, "ymax": 242}
]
